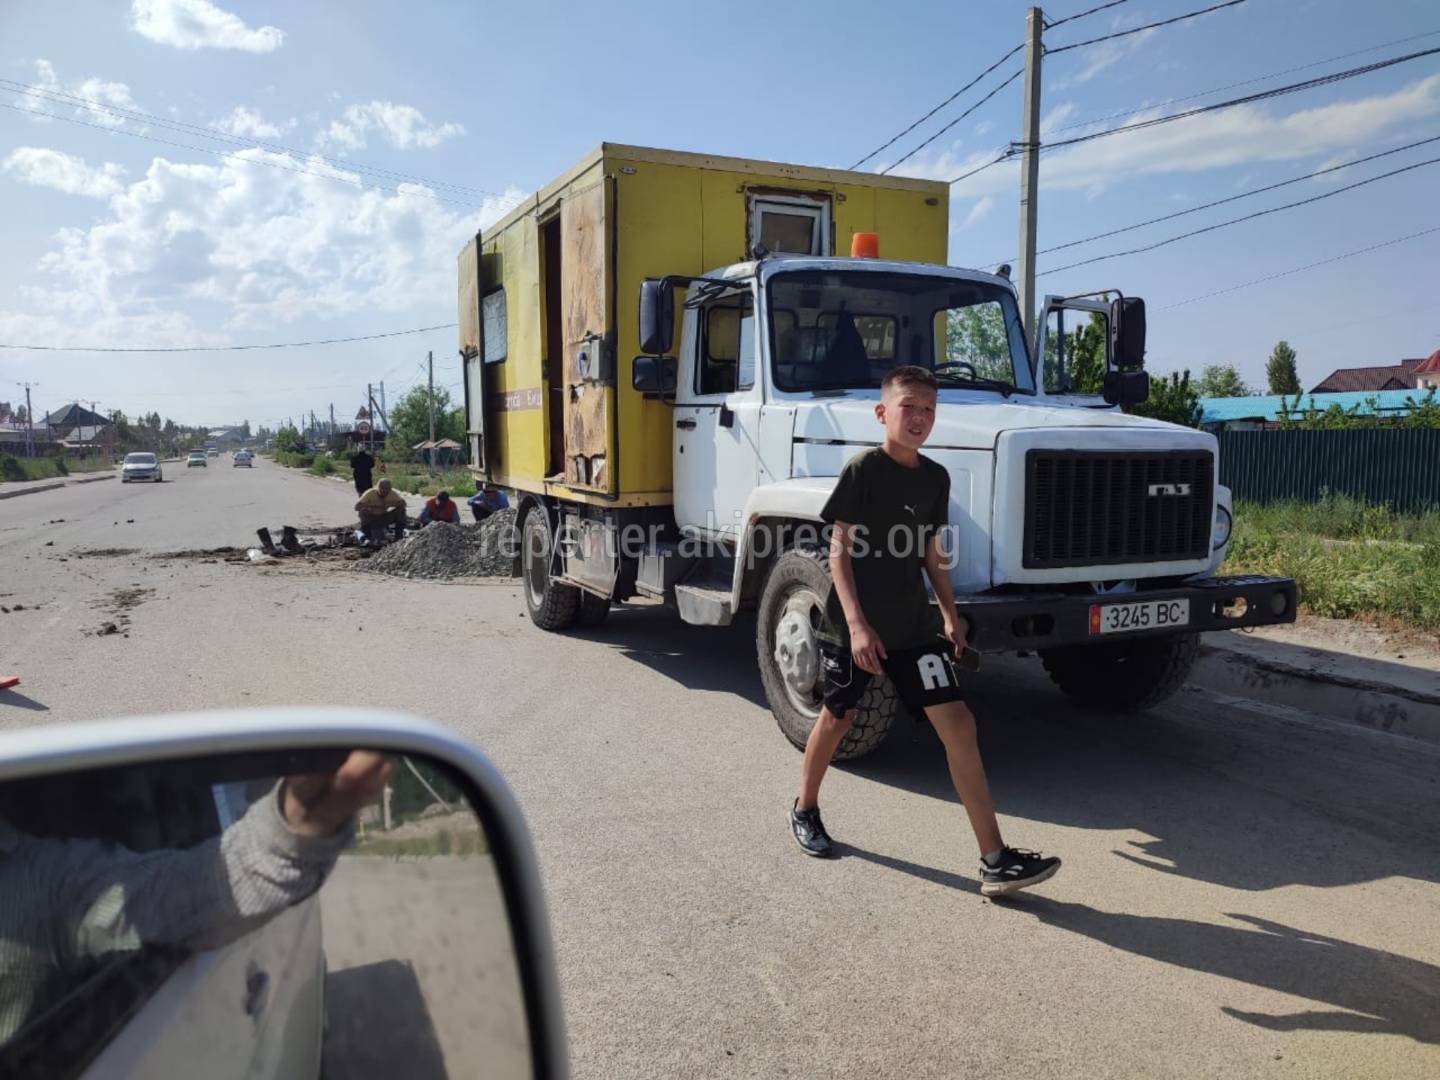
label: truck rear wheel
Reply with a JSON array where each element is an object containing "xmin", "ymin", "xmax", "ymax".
[
  {"xmin": 756, "ymin": 545, "xmax": 899, "ymax": 761},
  {"xmin": 1039, "ymin": 632, "xmax": 1200, "ymax": 711},
  {"xmin": 521, "ymin": 507, "xmax": 580, "ymax": 631}
]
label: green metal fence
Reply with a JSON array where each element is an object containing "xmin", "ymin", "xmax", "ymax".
[{"xmin": 1217, "ymin": 428, "xmax": 1440, "ymax": 512}]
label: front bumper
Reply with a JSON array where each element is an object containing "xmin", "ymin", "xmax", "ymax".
[
  {"xmin": 123, "ymin": 471, "xmax": 159, "ymax": 481},
  {"xmin": 957, "ymin": 575, "xmax": 1297, "ymax": 652}
]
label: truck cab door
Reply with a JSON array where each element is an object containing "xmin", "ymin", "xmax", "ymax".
[
  {"xmin": 673, "ymin": 287, "xmax": 762, "ymax": 542},
  {"xmin": 1035, "ymin": 294, "xmax": 1113, "ymax": 398}
]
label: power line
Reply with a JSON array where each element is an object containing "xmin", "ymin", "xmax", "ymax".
[
  {"xmin": 0, "ymin": 324, "xmax": 458, "ymax": 353},
  {"xmin": 1047, "ymin": 0, "xmax": 1248, "ymax": 55},
  {"xmin": 1041, "ymin": 47, "xmax": 1440, "ymax": 153},
  {"xmin": 0, "ymin": 79, "xmax": 511, "ymax": 202},
  {"xmin": 1159, "ymin": 225, "xmax": 1440, "ymax": 309},
  {"xmin": 947, "ymin": 147, "xmax": 1018, "ymax": 185},
  {"xmin": 1049, "ymin": 29, "xmax": 1440, "ymax": 136},
  {"xmin": 849, "ymin": 43, "xmax": 1023, "ymax": 170},
  {"xmin": 883, "ymin": 69, "xmax": 1024, "ymax": 174},
  {"xmin": 997, "ymin": 133, "xmax": 1440, "ymax": 264},
  {"xmin": 1046, "ymin": 0, "xmax": 1132, "ymax": 30},
  {"xmin": 1038, "ymin": 154, "xmax": 1440, "ymax": 275}
]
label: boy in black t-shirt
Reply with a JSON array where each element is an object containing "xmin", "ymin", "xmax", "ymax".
[{"xmin": 789, "ymin": 365, "xmax": 1061, "ymax": 897}]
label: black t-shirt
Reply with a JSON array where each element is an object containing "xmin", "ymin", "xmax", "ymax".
[
  {"xmin": 819, "ymin": 448, "xmax": 951, "ymax": 649},
  {"xmin": 349, "ymin": 451, "xmax": 374, "ymax": 482}
]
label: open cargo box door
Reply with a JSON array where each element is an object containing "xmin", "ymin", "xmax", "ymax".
[
  {"xmin": 458, "ymin": 233, "xmax": 491, "ymax": 478},
  {"xmin": 560, "ymin": 177, "xmax": 616, "ymax": 494}
]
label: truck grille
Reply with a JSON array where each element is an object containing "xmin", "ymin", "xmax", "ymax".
[{"xmin": 1023, "ymin": 450, "xmax": 1214, "ymax": 569}]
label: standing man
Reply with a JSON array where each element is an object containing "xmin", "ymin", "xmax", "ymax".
[
  {"xmin": 355, "ymin": 478, "xmax": 406, "ymax": 545},
  {"xmin": 349, "ymin": 446, "xmax": 375, "ymax": 497}
]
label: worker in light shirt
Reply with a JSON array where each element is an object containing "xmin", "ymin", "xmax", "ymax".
[{"xmin": 355, "ymin": 478, "xmax": 407, "ymax": 544}]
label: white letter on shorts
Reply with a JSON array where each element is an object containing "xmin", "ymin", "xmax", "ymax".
[{"xmin": 918, "ymin": 654, "xmax": 949, "ymax": 691}]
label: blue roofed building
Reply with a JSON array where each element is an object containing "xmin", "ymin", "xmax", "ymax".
[{"xmin": 1198, "ymin": 389, "xmax": 1437, "ymax": 430}]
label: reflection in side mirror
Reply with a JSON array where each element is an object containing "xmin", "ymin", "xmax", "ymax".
[
  {"xmin": 0, "ymin": 712, "xmax": 566, "ymax": 1080},
  {"xmin": 638, "ymin": 279, "xmax": 674, "ymax": 356},
  {"xmin": 1103, "ymin": 369, "xmax": 1150, "ymax": 406},
  {"xmin": 1110, "ymin": 296, "xmax": 1146, "ymax": 371},
  {"xmin": 632, "ymin": 355, "xmax": 677, "ymax": 394}
]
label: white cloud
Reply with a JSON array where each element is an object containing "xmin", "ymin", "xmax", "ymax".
[
  {"xmin": 0, "ymin": 148, "xmax": 522, "ymax": 345},
  {"xmin": 973, "ymin": 120, "xmax": 994, "ymax": 138},
  {"xmin": 21, "ymin": 60, "xmax": 141, "ymax": 130},
  {"xmin": 960, "ymin": 196, "xmax": 995, "ymax": 230},
  {"xmin": 320, "ymin": 101, "xmax": 464, "ymax": 152},
  {"xmin": 2, "ymin": 147, "xmax": 127, "ymax": 198},
  {"xmin": 210, "ymin": 106, "xmax": 296, "ymax": 140},
  {"xmin": 1040, "ymin": 103, "xmax": 1079, "ymax": 137},
  {"xmin": 130, "ymin": 0, "xmax": 284, "ymax": 52},
  {"xmin": 1063, "ymin": 26, "xmax": 1158, "ymax": 86}
]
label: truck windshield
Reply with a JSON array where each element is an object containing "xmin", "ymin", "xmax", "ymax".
[{"xmin": 766, "ymin": 270, "xmax": 1034, "ymax": 394}]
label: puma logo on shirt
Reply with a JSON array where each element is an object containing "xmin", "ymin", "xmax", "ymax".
[{"xmin": 903, "ymin": 504, "xmax": 916, "ymax": 515}]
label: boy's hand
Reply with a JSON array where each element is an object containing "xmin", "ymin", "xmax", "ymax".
[
  {"xmin": 849, "ymin": 621, "xmax": 887, "ymax": 675},
  {"xmin": 941, "ymin": 617, "xmax": 967, "ymax": 657}
]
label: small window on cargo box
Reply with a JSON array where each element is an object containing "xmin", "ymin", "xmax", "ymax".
[
  {"xmin": 750, "ymin": 196, "xmax": 830, "ymax": 256},
  {"xmin": 483, "ymin": 288, "xmax": 507, "ymax": 364},
  {"xmin": 699, "ymin": 294, "xmax": 755, "ymax": 395}
]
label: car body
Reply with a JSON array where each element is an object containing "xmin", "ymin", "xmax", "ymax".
[
  {"xmin": 187, "ymin": 451, "xmax": 208, "ymax": 468},
  {"xmin": 206, "ymin": 449, "xmax": 220, "ymax": 459},
  {"xmin": 120, "ymin": 453, "xmax": 163, "ymax": 483},
  {"xmin": 233, "ymin": 450, "xmax": 254, "ymax": 467}
]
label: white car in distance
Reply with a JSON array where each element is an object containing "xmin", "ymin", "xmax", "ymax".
[
  {"xmin": 121, "ymin": 452, "xmax": 162, "ymax": 483},
  {"xmin": 233, "ymin": 450, "xmax": 254, "ymax": 467}
]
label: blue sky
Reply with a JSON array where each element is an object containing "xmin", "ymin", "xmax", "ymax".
[{"xmin": 0, "ymin": 0, "xmax": 1436, "ymax": 427}]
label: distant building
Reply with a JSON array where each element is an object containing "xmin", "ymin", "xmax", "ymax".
[
  {"xmin": 43, "ymin": 403, "xmax": 114, "ymax": 456},
  {"xmin": 1200, "ymin": 389, "xmax": 1434, "ymax": 430},
  {"xmin": 1310, "ymin": 356, "xmax": 1430, "ymax": 394},
  {"xmin": 1415, "ymin": 350, "xmax": 1440, "ymax": 392}
]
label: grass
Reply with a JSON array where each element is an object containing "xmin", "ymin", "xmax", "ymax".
[
  {"xmin": 269, "ymin": 448, "xmax": 477, "ymax": 498},
  {"xmin": 1227, "ymin": 495, "xmax": 1440, "ymax": 631}
]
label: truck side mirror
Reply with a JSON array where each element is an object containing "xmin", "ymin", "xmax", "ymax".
[
  {"xmin": 1103, "ymin": 369, "xmax": 1150, "ymax": 406},
  {"xmin": 632, "ymin": 355, "xmax": 677, "ymax": 394},
  {"xmin": 1110, "ymin": 296, "xmax": 1146, "ymax": 371},
  {"xmin": 639, "ymin": 280, "xmax": 674, "ymax": 356}
]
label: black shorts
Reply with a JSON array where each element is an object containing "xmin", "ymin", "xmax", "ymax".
[{"xmin": 820, "ymin": 638, "xmax": 966, "ymax": 715}]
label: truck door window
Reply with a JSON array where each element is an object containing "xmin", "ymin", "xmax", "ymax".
[
  {"xmin": 699, "ymin": 295, "xmax": 755, "ymax": 395},
  {"xmin": 1041, "ymin": 308, "xmax": 1108, "ymax": 394}
]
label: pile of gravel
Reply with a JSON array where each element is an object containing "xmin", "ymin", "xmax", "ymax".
[{"xmin": 361, "ymin": 509, "xmax": 520, "ymax": 580}]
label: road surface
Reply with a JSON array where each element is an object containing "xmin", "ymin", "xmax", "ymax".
[{"xmin": 1, "ymin": 457, "xmax": 1437, "ymax": 1078}]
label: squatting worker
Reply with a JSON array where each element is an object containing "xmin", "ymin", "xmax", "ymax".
[
  {"xmin": 788, "ymin": 364, "xmax": 1061, "ymax": 898},
  {"xmin": 355, "ymin": 478, "xmax": 406, "ymax": 544},
  {"xmin": 420, "ymin": 490, "xmax": 460, "ymax": 527},
  {"xmin": 468, "ymin": 481, "xmax": 509, "ymax": 523},
  {"xmin": 349, "ymin": 446, "xmax": 375, "ymax": 497}
]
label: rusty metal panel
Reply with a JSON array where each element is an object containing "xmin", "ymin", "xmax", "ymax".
[
  {"xmin": 560, "ymin": 177, "xmax": 614, "ymax": 493},
  {"xmin": 457, "ymin": 237, "xmax": 480, "ymax": 358}
]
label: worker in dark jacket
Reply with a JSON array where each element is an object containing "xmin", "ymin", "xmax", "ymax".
[
  {"xmin": 419, "ymin": 490, "xmax": 460, "ymax": 527},
  {"xmin": 348, "ymin": 448, "xmax": 375, "ymax": 496}
]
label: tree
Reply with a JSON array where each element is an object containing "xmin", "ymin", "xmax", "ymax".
[
  {"xmin": 1126, "ymin": 370, "xmax": 1202, "ymax": 428},
  {"xmin": 1266, "ymin": 340, "xmax": 1301, "ymax": 396},
  {"xmin": 273, "ymin": 424, "xmax": 303, "ymax": 451},
  {"xmin": 1040, "ymin": 312, "xmax": 1106, "ymax": 395},
  {"xmin": 387, "ymin": 385, "xmax": 465, "ymax": 461},
  {"xmin": 1195, "ymin": 363, "xmax": 1250, "ymax": 399}
]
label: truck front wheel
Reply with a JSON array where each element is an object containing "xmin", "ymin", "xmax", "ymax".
[
  {"xmin": 521, "ymin": 506, "xmax": 580, "ymax": 631},
  {"xmin": 756, "ymin": 546, "xmax": 899, "ymax": 761},
  {"xmin": 1039, "ymin": 632, "xmax": 1200, "ymax": 712}
]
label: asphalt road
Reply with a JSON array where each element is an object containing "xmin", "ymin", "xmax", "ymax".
[{"xmin": 2, "ymin": 459, "xmax": 1438, "ymax": 1079}]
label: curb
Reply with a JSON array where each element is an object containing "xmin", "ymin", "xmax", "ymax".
[
  {"xmin": 1192, "ymin": 643, "xmax": 1440, "ymax": 746},
  {"xmin": 72, "ymin": 474, "xmax": 115, "ymax": 485},
  {"xmin": 0, "ymin": 481, "xmax": 65, "ymax": 500}
]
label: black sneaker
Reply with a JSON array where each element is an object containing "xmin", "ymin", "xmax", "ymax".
[
  {"xmin": 790, "ymin": 800, "xmax": 836, "ymax": 858},
  {"xmin": 979, "ymin": 847, "xmax": 1061, "ymax": 897}
]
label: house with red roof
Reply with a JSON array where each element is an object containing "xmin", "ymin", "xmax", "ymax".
[
  {"xmin": 1416, "ymin": 349, "xmax": 1440, "ymax": 392},
  {"xmin": 1311, "ymin": 349, "xmax": 1440, "ymax": 393}
]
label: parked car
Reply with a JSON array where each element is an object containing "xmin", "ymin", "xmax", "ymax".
[
  {"xmin": 233, "ymin": 450, "xmax": 254, "ymax": 467},
  {"xmin": 121, "ymin": 452, "xmax": 163, "ymax": 483},
  {"xmin": 187, "ymin": 451, "xmax": 207, "ymax": 468}
]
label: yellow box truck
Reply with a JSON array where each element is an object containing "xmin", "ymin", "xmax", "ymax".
[{"xmin": 459, "ymin": 142, "xmax": 1295, "ymax": 760}]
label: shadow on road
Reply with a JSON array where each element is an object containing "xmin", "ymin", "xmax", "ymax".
[
  {"xmin": 323, "ymin": 959, "xmax": 447, "ymax": 1078},
  {"xmin": 0, "ymin": 689, "xmax": 48, "ymax": 712}
]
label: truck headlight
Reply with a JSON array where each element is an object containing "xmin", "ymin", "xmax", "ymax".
[{"xmin": 1212, "ymin": 505, "xmax": 1232, "ymax": 550}]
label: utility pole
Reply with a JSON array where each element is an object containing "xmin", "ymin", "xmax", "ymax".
[
  {"xmin": 1016, "ymin": 6, "xmax": 1044, "ymax": 350},
  {"xmin": 365, "ymin": 383, "xmax": 373, "ymax": 453},
  {"xmin": 329, "ymin": 403, "xmax": 335, "ymax": 438},
  {"xmin": 379, "ymin": 381, "xmax": 387, "ymax": 438},
  {"xmin": 16, "ymin": 382, "xmax": 37, "ymax": 458},
  {"xmin": 427, "ymin": 351, "xmax": 436, "ymax": 473}
]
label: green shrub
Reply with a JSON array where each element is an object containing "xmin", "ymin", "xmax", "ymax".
[
  {"xmin": 0, "ymin": 454, "xmax": 26, "ymax": 481},
  {"xmin": 308, "ymin": 457, "xmax": 336, "ymax": 476}
]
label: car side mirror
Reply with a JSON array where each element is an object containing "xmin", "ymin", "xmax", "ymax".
[
  {"xmin": 1103, "ymin": 369, "xmax": 1150, "ymax": 406},
  {"xmin": 632, "ymin": 355, "xmax": 677, "ymax": 395},
  {"xmin": 0, "ymin": 710, "xmax": 567, "ymax": 1080},
  {"xmin": 1109, "ymin": 296, "xmax": 1146, "ymax": 371},
  {"xmin": 638, "ymin": 280, "xmax": 674, "ymax": 356}
]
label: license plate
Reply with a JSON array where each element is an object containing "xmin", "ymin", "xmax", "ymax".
[{"xmin": 1089, "ymin": 598, "xmax": 1190, "ymax": 635}]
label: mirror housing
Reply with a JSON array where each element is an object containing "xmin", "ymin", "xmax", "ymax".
[
  {"xmin": 1110, "ymin": 296, "xmax": 1146, "ymax": 371},
  {"xmin": 638, "ymin": 279, "xmax": 674, "ymax": 356},
  {"xmin": 1103, "ymin": 369, "xmax": 1150, "ymax": 406},
  {"xmin": 632, "ymin": 355, "xmax": 677, "ymax": 395}
]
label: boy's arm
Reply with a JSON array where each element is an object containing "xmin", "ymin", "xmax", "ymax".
[
  {"xmin": 831, "ymin": 520, "xmax": 886, "ymax": 674},
  {"xmin": 925, "ymin": 533, "xmax": 965, "ymax": 654}
]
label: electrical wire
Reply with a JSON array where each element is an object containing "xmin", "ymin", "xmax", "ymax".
[
  {"xmin": 0, "ymin": 324, "xmax": 458, "ymax": 353},
  {"xmin": 1159, "ymin": 225, "xmax": 1440, "ymax": 309},
  {"xmin": 1047, "ymin": 0, "xmax": 1248, "ymax": 55},
  {"xmin": 849, "ymin": 43, "xmax": 1024, "ymax": 170},
  {"xmin": 0, "ymin": 79, "xmax": 510, "ymax": 201},
  {"xmin": 947, "ymin": 147, "xmax": 1019, "ymax": 185},
  {"xmin": 1040, "ymin": 47, "xmax": 1440, "ymax": 153},
  {"xmin": 883, "ymin": 69, "xmax": 1024, "ymax": 174},
  {"xmin": 1045, "ymin": 0, "xmax": 1131, "ymax": 30},
  {"xmin": 1038, "ymin": 154, "xmax": 1440, "ymax": 275}
]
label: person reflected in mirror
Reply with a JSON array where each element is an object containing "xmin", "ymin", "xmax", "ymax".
[
  {"xmin": 468, "ymin": 481, "xmax": 509, "ymax": 523},
  {"xmin": 418, "ymin": 490, "xmax": 460, "ymax": 527},
  {"xmin": 348, "ymin": 446, "xmax": 375, "ymax": 496},
  {"xmin": 355, "ymin": 478, "xmax": 407, "ymax": 545},
  {"xmin": 0, "ymin": 751, "xmax": 393, "ymax": 1043}
]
